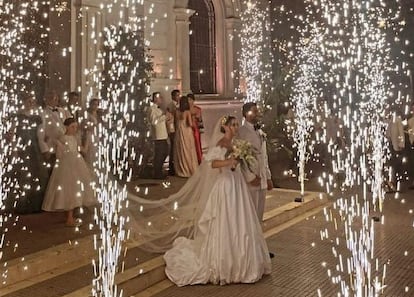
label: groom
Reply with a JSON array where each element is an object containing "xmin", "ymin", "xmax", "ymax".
[{"xmin": 238, "ymin": 102, "xmax": 274, "ymax": 226}]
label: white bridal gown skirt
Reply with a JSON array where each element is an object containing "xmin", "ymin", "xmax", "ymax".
[{"xmin": 164, "ymin": 167, "xmax": 271, "ymax": 286}]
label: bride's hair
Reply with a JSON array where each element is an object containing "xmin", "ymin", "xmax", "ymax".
[{"xmin": 220, "ymin": 115, "xmax": 236, "ymax": 133}]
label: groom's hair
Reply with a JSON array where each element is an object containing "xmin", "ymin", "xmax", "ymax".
[{"xmin": 242, "ymin": 102, "xmax": 257, "ymax": 117}]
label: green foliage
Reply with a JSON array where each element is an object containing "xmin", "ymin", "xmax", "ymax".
[
  {"xmin": 261, "ymin": 51, "xmax": 294, "ymax": 151},
  {"xmin": 101, "ymin": 26, "xmax": 153, "ymax": 177}
]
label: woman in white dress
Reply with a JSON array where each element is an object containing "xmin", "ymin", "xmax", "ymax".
[
  {"xmin": 130, "ymin": 116, "xmax": 271, "ymax": 286},
  {"xmin": 42, "ymin": 117, "xmax": 96, "ymax": 226}
]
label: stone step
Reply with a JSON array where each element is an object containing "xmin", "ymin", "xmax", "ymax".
[
  {"xmin": 133, "ymin": 200, "xmax": 331, "ymax": 297},
  {"xmin": 1, "ymin": 189, "xmax": 328, "ymax": 297},
  {"xmin": 0, "ymin": 235, "xmax": 94, "ymax": 296}
]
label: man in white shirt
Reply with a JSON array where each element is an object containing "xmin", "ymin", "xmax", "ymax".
[
  {"xmin": 149, "ymin": 92, "xmax": 172, "ymax": 179},
  {"xmin": 38, "ymin": 90, "xmax": 71, "ymax": 173}
]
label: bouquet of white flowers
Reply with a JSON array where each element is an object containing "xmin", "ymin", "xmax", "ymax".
[{"xmin": 230, "ymin": 139, "xmax": 257, "ymax": 172}]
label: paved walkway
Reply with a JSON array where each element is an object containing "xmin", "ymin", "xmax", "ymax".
[
  {"xmin": 145, "ymin": 188, "xmax": 414, "ymax": 297},
  {"xmin": 2, "ymin": 171, "xmax": 413, "ymax": 297}
]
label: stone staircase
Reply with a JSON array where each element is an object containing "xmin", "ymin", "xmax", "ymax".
[{"xmin": 1, "ymin": 188, "xmax": 329, "ymax": 297}]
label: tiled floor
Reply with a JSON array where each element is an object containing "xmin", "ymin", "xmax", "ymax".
[
  {"xmin": 152, "ymin": 191, "xmax": 414, "ymax": 297},
  {"xmin": 2, "ymin": 174, "xmax": 414, "ymax": 297}
]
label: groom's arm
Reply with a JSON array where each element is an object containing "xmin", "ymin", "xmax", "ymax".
[
  {"xmin": 238, "ymin": 127, "xmax": 260, "ymax": 185},
  {"xmin": 262, "ymin": 140, "xmax": 272, "ymax": 180},
  {"xmin": 262, "ymin": 140, "xmax": 273, "ymax": 190}
]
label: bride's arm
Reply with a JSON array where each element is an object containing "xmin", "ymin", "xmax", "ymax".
[{"xmin": 212, "ymin": 157, "xmax": 238, "ymax": 169}]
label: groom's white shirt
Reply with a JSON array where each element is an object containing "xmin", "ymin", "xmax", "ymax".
[{"xmin": 238, "ymin": 120, "xmax": 271, "ymax": 189}]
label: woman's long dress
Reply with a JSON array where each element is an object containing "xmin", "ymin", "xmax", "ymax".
[
  {"xmin": 164, "ymin": 146, "xmax": 271, "ymax": 286},
  {"xmin": 42, "ymin": 135, "xmax": 96, "ymax": 211},
  {"xmin": 191, "ymin": 106, "xmax": 203, "ymax": 164},
  {"xmin": 174, "ymin": 115, "xmax": 198, "ymax": 177},
  {"xmin": 82, "ymin": 111, "xmax": 99, "ymax": 170}
]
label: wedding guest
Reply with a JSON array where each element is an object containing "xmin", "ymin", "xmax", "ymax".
[
  {"xmin": 148, "ymin": 92, "xmax": 172, "ymax": 179},
  {"xmin": 188, "ymin": 93, "xmax": 203, "ymax": 164},
  {"xmin": 38, "ymin": 90, "xmax": 71, "ymax": 175},
  {"xmin": 166, "ymin": 89, "xmax": 181, "ymax": 175},
  {"xmin": 82, "ymin": 98, "xmax": 101, "ymax": 170},
  {"xmin": 5, "ymin": 94, "xmax": 48, "ymax": 213},
  {"xmin": 42, "ymin": 117, "xmax": 96, "ymax": 227},
  {"xmin": 65, "ymin": 91, "xmax": 82, "ymax": 120},
  {"xmin": 406, "ymin": 102, "xmax": 414, "ymax": 188},
  {"xmin": 174, "ymin": 96, "xmax": 198, "ymax": 177},
  {"xmin": 386, "ymin": 108, "xmax": 405, "ymax": 191}
]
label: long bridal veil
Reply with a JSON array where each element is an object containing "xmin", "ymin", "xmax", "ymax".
[{"xmin": 128, "ymin": 116, "xmax": 227, "ymax": 253}]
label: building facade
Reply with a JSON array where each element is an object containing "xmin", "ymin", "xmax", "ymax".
[{"xmin": 47, "ymin": 0, "xmax": 260, "ymax": 102}]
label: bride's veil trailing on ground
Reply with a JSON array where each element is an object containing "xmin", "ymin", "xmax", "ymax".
[{"xmin": 128, "ymin": 116, "xmax": 227, "ymax": 253}]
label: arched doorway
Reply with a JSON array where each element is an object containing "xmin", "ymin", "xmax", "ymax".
[{"xmin": 188, "ymin": 0, "xmax": 216, "ymax": 94}]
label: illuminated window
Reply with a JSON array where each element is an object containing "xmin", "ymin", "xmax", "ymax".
[{"xmin": 188, "ymin": 0, "xmax": 216, "ymax": 94}]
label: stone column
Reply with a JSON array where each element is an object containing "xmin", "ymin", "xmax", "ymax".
[
  {"xmin": 47, "ymin": 0, "xmax": 72, "ymax": 98},
  {"xmin": 173, "ymin": 8, "xmax": 194, "ymax": 94},
  {"xmin": 224, "ymin": 17, "xmax": 241, "ymax": 98},
  {"xmin": 70, "ymin": 0, "xmax": 144, "ymax": 103},
  {"xmin": 71, "ymin": 0, "xmax": 105, "ymax": 103}
]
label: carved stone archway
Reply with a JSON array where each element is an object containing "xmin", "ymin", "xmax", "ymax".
[
  {"xmin": 67, "ymin": 0, "xmax": 244, "ymax": 101},
  {"xmin": 173, "ymin": 0, "xmax": 242, "ymax": 98}
]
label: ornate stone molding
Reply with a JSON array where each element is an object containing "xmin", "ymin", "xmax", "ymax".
[{"xmin": 173, "ymin": 7, "xmax": 195, "ymax": 93}]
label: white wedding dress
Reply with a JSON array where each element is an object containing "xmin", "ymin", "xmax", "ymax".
[{"xmin": 164, "ymin": 146, "xmax": 271, "ymax": 286}]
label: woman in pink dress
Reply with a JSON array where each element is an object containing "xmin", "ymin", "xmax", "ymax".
[{"xmin": 188, "ymin": 94, "xmax": 203, "ymax": 164}]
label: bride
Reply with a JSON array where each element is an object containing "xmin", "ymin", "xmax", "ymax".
[{"xmin": 130, "ymin": 115, "xmax": 271, "ymax": 286}]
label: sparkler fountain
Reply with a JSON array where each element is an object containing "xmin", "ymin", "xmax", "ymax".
[
  {"xmin": 311, "ymin": 0, "xmax": 408, "ymax": 295},
  {"xmin": 0, "ymin": 3, "xmax": 16, "ymax": 280},
  {"xmin": 89, "ymin": 2, "xmax": 151, "ymax": 295},
  {"xmin": 291, "ymin": 30, "xmax": 323, "ymax": 201},
  {"xmin": 240, "ymin": 0, "xmax": 271, "ymax": 104},
  {"xmin": 2, "ymin": 1, "xmax": 152, "ymax": 294},
  {"xmin": 273, "ymin": 0, "xmax": 409, "ymax": 294},
  {"xmin": 0, "ymin": 0, "xmax": 49, "ymax": 284}
]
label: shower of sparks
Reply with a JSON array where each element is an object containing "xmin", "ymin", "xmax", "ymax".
[
  {"xmin": 0, "ymin": 3, "xmax": 16, "ymax": 273},
  {"xmin": 0, "ymin": 0, "xmax": 152, "ymax": 294},
  {"xmin": 359, "ymin": 13, "xmax": 391, "ymax": 213},
  {"xmin": 239, "ymin": 0, "xmax": 271, "ymax": 103},
  {"xmin": 272, "ymin": 0, "xmax": 411, "ymax": 295},
  {"xmin": 291, "ymin": 30, "xmax": 323, "ymax": 196},
  {"xmin": 51, "ymin": 1, "xmax": 69, "ymax": 17},
  {"xmin": 0, "ymin": 1, "xmax": 15, "ymax": 203},
  {"xmin": 291, "ymin": 0, "xmax": 409, "ymax": 295},
  {"xmin": 89, "ymin": 2, "xmax": 150, "ymax": 296},
  {"xmin": 0, "ymin": 0, "xmax": 49, "ymax": 284}
]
